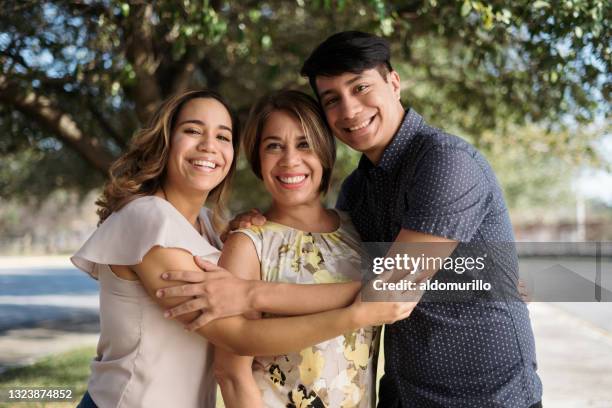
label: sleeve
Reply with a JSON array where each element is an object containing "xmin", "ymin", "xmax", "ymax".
[
  {"xmin": 200, "ymin": 207, "xmax": 223, "ymax": 250},
  {"xmin": 71, "ymin": 197, "xmax": 220, "ymax": 279},
  {"xmin": 230, "ymin": 227, "xmax": 264, "ymax": 263},
  {"xmin": 402, "ymin": 146, "xmax": 490, "ymax": 241}
]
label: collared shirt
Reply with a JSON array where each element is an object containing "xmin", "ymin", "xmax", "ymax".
[{"xmin": 337, "ymin": 109, "xmax": 542, "ymax": 408}]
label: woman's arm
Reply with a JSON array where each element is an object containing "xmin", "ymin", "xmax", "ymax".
[
  {"xmin": 158, "ymin": 260, "xmax": 361, "ymax": 321},
  {"xmin": 133, "ymin": 239, "xmax": 414, "ymax": 356},
  {"xmin": 252, "ymin": 280, "xmax": 362, "ymax": 316},
  {"xmin": 213, "ymin": 349, "xmax": 262, "ymax": 408},
  {"xmin": 212, "ymin": 234, "xmax": 262, "ymax": 408}
]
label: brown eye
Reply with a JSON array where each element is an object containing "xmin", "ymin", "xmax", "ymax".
[
  {"xmin": 324, "ymin": 97, "xmax": 338, "ymax": 107},
  {"xmin": 185, "ymin": 128, "xmax": 201, "ymax": 135},
  {"xmin": 265, "ymin": 142, "xmax": 282, "ymax": 150}
]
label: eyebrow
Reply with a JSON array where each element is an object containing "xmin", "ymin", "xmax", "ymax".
[
  {"xmin": 261, "ymin": 135, "xmax": 307, "ymax": 142},
  {"xmin": 177, "ymin": 119, "xmax": 232, "ymax": 132},
  {"xmin": 262, "ymin": 135, "xmax": 282, "ymax": 142},
  {"xmin": 319, "ymin": 75, "xmax": 364, "ymax": 98}
]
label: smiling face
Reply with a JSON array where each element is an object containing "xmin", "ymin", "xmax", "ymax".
[
  {"xmin": 259, "ymin": 110, "xmax": 324, "ymax": 208},
  {"xmin": 316, "ymin": 67, "xmax": 404, "ymax": 163},
  {"xmin": 165, "ymin": 97, "xmax": 235, "ymax": 196}
]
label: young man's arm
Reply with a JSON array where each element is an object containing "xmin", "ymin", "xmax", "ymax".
[
  {"xmin": 368, "ymin": 229, "xmax": 458, "ymax": 305},
  {"xmin": 371, "ymin": 146, "xmax": 491, "ymax": 303}
]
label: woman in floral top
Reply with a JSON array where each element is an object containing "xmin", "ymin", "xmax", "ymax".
[{"xmin": 218, "ymin": 90, "xmax": 378, "ymax": 407}]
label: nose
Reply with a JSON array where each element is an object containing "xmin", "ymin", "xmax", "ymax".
[
  {"xmin": 196, "ymin": 133, "xmax": 217, "ymax": 153},
  {"xmin": 279, "ymin": 145, "xmax": 301, "ymax": 167},
  {"xmin": 340, "ymin": 96, "xmax": 362, "ymax": 120}
]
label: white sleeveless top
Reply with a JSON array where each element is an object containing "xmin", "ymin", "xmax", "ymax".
[{"xmin": 71, "ymin": 196, "xmax": 221, "ymax": 408}]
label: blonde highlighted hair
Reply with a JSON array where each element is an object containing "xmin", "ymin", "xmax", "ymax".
[
  {"xmin": 242, "ymin": 89, "xmax": 336, "ymax": 193},
  {"xmin": 96, "ymin": 89, "xmax": 240, "ymax": 232}
]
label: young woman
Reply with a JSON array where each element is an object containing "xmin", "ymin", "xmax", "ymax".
[
  {"xmin": 214, "ymin": 90, "xmax": 379, "ymax": 407},
  {"xmin": 72, "ymin": 89, "xmax": 412, "ymax": 408}
]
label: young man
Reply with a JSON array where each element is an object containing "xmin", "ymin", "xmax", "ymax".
[{"xmin": 299, "ymin": 31, "xmax": 543, "ymax": 408}]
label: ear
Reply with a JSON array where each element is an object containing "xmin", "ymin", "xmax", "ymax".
[{"xmin": 389, "ymin": 70, "xmax": 401, "ymax": 99}]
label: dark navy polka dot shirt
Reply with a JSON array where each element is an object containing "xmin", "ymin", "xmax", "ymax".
[{"xmin": 336, "ymin": 109, "xmax": 542, "ymax": 408}]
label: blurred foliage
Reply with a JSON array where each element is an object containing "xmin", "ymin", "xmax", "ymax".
[
  {"xmin": 0, "ymin": 0, "xmax": 609, "ymax": 210},
  {"xmin": 482, "ymin": 124, "xmax": 581, "ymax": 210}
]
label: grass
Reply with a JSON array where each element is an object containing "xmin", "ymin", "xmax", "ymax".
[
  {"xmin": 0, "ymin": 347, "xmax": 94, "ymax": 408},
  {"xmin": 0, "ymin": 347, "xmax": 228, "ymax": 408}
]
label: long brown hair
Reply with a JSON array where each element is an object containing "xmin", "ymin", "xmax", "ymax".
[{"xmin": 96, "ymin": 89, "xmax": 240, "ymax": 232}]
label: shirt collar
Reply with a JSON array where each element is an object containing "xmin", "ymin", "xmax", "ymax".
[{"xmin": 357, "ymin": 108, "xmax": 423, "ymax": 173}]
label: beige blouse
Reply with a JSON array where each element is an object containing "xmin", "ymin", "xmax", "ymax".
[{"xmin": 71, "ymin": 196, "xmax": 220, "ymax": 408}]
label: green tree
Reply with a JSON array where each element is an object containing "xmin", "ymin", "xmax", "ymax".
[{"xmin": 0, "ymin": 0, "xmax": 609, "ymax": 209}]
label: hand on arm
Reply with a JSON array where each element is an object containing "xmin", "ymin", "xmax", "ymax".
[
  {"xmin": 159, "ymin": 259, "xmax": 361, "ymax": 325},
  {"xmin": 133, "ymin": 238, "xmax": 404, "ymax": 357},
  {"xmin": 131, "ymin": 242, "xmax": 257, "ymax": 407},
  {"xmin": 219, "ymin": 208, "xmax": 267, "ymax": 242},
  {"xmin": 196, "ymin": 234, "xmax": 378, "ymax": 356}
]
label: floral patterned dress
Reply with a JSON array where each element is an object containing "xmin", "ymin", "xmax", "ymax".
[{"xmin": 235, "ymin": 211, "xmax": 379, "ymax": 408}]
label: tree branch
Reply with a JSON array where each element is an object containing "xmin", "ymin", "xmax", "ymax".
[
  {"xmin": 124, "ymin": 3, "xmax": 162, "ymax": 124},
  {"xmin": 86, "ymin": 98, "xmax": 128, "ymax": 149},
  {"xmin": 0, "ymin": 75, "xmax": 115, "ymax": 174}
]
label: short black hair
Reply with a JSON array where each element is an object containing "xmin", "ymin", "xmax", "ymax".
[{"xmin": 301, "ymin": 31, "xmax": 393, "ymax": 96}]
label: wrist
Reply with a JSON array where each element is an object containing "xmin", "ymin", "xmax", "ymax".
[
  {"xmin": 247, "ymin": 280, "xmax": 265, "ymax": 314},
  {"xmin": 346, "ymin": 301, "xmax": 365, "ymax": 330}
]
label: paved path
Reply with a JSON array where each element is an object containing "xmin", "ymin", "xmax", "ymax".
[{"xmin": 531, "ymin": 302, "xmax": 612, "ymax": 407}]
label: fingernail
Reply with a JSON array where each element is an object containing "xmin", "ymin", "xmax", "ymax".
[
  {"xmin": 156, "ymin": 290, "xmax": 164, "ymax": 297},
  {"xmin": 164, "ymin": 311, "xmax": 170, "ymax": 318},
  {"xmin": 161, "ymin": 273, "xmax": 168, "ymax": 280}
]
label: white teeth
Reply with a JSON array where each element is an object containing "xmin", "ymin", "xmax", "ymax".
[
  {"xmin": 279, "ymin": 175, "xmax": 306, "ymax": 184},
  {"xmin": 348, "ymin": 117, "xmax": 374, "ymax": 131},
  {"xmin": 191, "ymin": 160, "xmax": 216, "ymax": 169}
]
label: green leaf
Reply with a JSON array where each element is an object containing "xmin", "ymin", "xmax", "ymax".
[
  {"xmin": 380, "ymin": 18, "xmax": 394, "ymax": 36},
  {"xmin": 550, "ymin": 71, "xmax": 558, "ymax": 83},
  {"xmin": 533, "ymin": 1, "xmax": 550, "ymax": 9},
  {"xmin": 248, "ymin": 9, "xmax": 261, "ymax": 22},
  {"xmin": 574, "ymin": 26, "xmax": 583, "ymax": 38},
  {"xmin": 261, "ymin": 34, "xmax": 271, "ymax": 49},
  {"xmin": 461, "ymin": 1, "xmax": 472, "ymax": 17}
]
